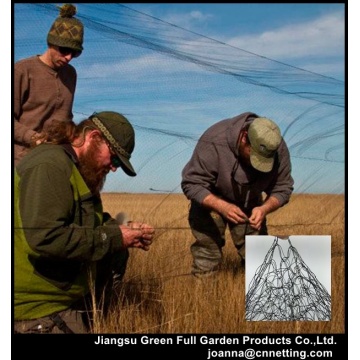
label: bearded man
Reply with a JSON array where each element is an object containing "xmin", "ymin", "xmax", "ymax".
[{"xmin": 14, "ymin": 111, "xmax": 155, "ymax": 333}]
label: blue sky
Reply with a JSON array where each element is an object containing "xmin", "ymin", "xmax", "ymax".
[
  {"xmin": 4, "ymin": 1, "xmax": 358, "ymax": 355},
  {"xmin": 122, "ymin": 3, "xmax": 344, "ymax": 78},
  {"xmin": 13, "ymin": 3, "xmax": 345, "ymax": 195}
]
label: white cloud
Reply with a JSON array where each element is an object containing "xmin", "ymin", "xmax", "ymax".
[
  {"xmin": 189, "ymin": 10, "xmax": 212, "ymax": 22},
  {"xmin": 163, "ymin": 10, "xmax": 213, "ymax": 29},
  {"xmin": 227, "ymin": 11, "xmax": 344, "ymax": 60},
  {"xmin": 79, "ymin": 52, "xmax": 202, "ymax": 80}
]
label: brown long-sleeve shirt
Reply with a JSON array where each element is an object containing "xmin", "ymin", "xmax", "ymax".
[
  {"xmin": 14, "ymin": 55, "xmax": 77, "ymax": 165},
  {"xmin": 181, "ymin": 112, "xmax": 294, "ymax": 210}
]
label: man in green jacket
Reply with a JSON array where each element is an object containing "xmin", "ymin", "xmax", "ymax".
[{"xmin": 14, "ymin": 111, "xmax": 155, "ymax": 333}]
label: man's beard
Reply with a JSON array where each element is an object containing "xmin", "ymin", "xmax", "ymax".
[
  {"xmin": 238, "ymin": 149, "xmax": 252, "ymax": 169},
  {"xmin": 77, "ymin": 140, "xmax": 108, "ymax": 195}
]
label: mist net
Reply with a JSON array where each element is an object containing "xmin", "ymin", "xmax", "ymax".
[
  {"xmin": 14, "ymin": 3, "xmax": 345, "ymax": 195},
  {"xmin": 246, "ymin": 237, "xmax": 331, "ymax": 321},
  {"xmin": 14, "ymin": 4, "xmax": 345, "ymax": 264}
]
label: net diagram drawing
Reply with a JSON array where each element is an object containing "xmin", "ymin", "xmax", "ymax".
[{"xmin": 245, "ymin": 235, "xmax": 331, "ymax": 321}]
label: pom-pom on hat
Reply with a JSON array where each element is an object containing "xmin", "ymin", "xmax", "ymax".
[{"xmin": 47, "ymin": 4, "xmax": 84, "ymax": 52}]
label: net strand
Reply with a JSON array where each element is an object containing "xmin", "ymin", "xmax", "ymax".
[{"xmin": 245, "ymin": 236, "xmax": 331, "ymax": 321}]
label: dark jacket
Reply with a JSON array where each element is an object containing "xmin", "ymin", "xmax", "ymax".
[{"xmin": 181, "ymin": 112, "xmax": 294, "ymax": 210}]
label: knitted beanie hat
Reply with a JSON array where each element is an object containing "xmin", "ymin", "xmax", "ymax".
[{"xmin": 47, "ymin": 4, "xmax": 84, "ymax": 52}]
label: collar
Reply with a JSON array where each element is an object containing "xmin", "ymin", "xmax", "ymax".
[{"xmin": 60, "ymin": 143, "xmax": 79, "ymax": 165}]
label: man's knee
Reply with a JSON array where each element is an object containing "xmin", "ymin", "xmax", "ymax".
[
  {"xmin": 191, "ymin": 241, "xmax": 222, "ymax": 274},
  {"xmin": 14, "ymin": 309, "xmax": 88, "ymax": 334}
]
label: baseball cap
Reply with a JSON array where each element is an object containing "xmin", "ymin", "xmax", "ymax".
[
  {"xmin": 247, "ymin": 117, "xmax": 282, "ymax": 172},
  {"xmin": 90, "ymin": 111, "xmax": 136, "ymax": 176}
]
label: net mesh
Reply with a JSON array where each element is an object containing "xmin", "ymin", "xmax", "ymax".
[
  {"xmin": 246, "ymin": 237, "xmax": 331, "ymax": 321},
  {"xmin": 14, "ymin": 3, "xmax": 345, "ymax": 196}
]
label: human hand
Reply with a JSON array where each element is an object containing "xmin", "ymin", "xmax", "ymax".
[
  {"xmin": 219, "ymin": 202, "xmax": 249, "ymax": 224},
  {"xmin": 31, "ymin": 132, "xmax": 46, "ymax": 146},
  {"xmin": 120, "ymin": 221, "xmax": 155, "ymax": 251},
  {"xmin": 248, "ymin": 207, "xmax": 266, "ymax": 230},
  {"xmin": 202, "ymin": 194, "xmax": 248, "ymax": 224}
]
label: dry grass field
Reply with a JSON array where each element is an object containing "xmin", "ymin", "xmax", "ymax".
[{"xmin": 93, "ymin": 192, "xmax": 345, "ymax": 334}]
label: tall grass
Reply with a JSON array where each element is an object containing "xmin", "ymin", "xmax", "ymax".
[{"xmin": 92, "ymin": 193, "xmax": 345, "ymax": 334}]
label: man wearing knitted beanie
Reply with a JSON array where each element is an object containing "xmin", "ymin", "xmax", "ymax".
[{"xmin": 14, "ymin": 4, "xmax": 85, "ymax": 166}]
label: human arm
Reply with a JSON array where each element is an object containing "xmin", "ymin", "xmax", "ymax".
[
  {"xmin": 103, "ymin": 213, "xmax": 154, "ymax": 251},
  {"xmin": 248, "ymin": 196, "xmax": 281, "ymax": 230},
  {"xmin": 120, "ymin": 222, "xmax": 154, "ymax": 251},
  {"xmin": 264, "ymin": 140, "xmax": 294, "ymax": 207},
  {"xmin": 18, "ymin": 159, "xmax": 124, "ymax": 261},
  {"xmin": 14, "ymin": 59, "xmax": 77, "ymax": 146},
  {"xmin": 248, "ymin": 140, "xmax": 294, "ymax": 230},
  {"xmin": 202, "ymin": 193, "xmax": 249, "ymax": 224},
  {"xmin": 14, "ymin": 63, "xmax": 39, "ymax": 144},
  {"xmin": 182, "ymin": 130, "xmax": 251, "ymax": 223},
  {"xmin": 181, "ymin": 138, "xmax": 221, "ymax": 205}
]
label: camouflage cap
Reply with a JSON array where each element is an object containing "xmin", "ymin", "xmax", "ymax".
[
  {"xmin": 47, "ymin": 4, "xmax": 84, "ymax": 52},
  {"xmin": 248, "ymin": 117, "xmax": 282, "ymax": 172}
]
